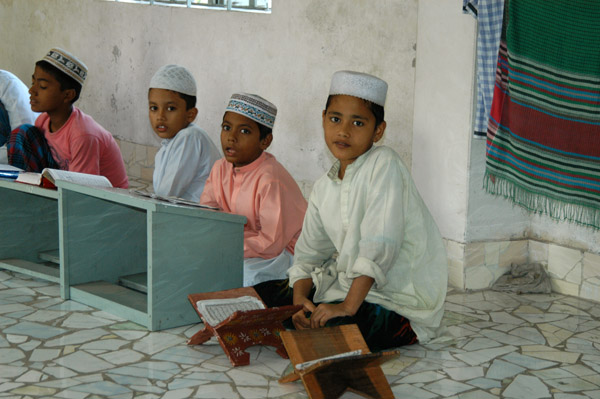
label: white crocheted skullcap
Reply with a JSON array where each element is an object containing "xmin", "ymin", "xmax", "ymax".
[
  {"xmin": 42, "ymin": 48, "xmax": 88, "ymax": 86},
  {"xmin": 149, "ymin": 64, "xmax": 197, "ymax": 96},
  {"xmin": 225, "ymin": 93, "xmax": 277, "ymax": 129},
  {"xmin": 329, "ymin": 70, "xmax": 388, "ymax": 107}
]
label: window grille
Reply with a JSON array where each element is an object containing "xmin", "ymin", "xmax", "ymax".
[{"xmin": 113, "ymin": 0, "xmax": 271, "ymax": 12}]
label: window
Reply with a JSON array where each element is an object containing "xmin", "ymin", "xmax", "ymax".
[{"xmin": 114, "ymin": 0, "xmax": 271, "ymax": 12}]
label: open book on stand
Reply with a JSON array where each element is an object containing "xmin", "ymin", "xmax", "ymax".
[
  {"xmin": 16, "ymin": 168, "xmax": 112, "ymax": 189},
  {"xmin": 278, "ymin": 324, "xmax": 399, "ymax": 399},
  {"xmin": 187, "ymin": 287, "xmax": 302, "ymax": 366}
]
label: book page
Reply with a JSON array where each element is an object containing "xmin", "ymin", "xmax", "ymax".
[
  {"xmin": 196, "ymin": 296, "xmax": 265, "ymax": 326},
  {"xmin": 43, "ymin": 168, "xmax": 112, "ymax": 188},
  {"xmin": 295, "ymin": 349, "xmax": 363, "ymax": 371},
  {"xmin": 132, "ymin": 190, "xmax": 219, "ymax": 210},
  {"xmin": 15, "ymin": 172, "xmax": 43, "ymax": 186}
]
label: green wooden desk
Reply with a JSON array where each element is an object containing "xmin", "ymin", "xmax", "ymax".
[
  {"xmin": 0, "ymin": 180, "xmax": 60, "ymax": 282},
  {"xmin": 57, "ymin": 181, "xmax": 246, "ymax": 331}
]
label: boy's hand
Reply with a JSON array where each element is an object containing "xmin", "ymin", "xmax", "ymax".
[
  {"xmin": 292, "ymin": 297, "xmax": 316, "ymax": 330},
  {"xmin": 310, "ymin": 303, "xmax": 352, "ymax": 328}
]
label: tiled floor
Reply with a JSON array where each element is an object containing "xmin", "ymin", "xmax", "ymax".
[{"xmin": 1, "ymin": 270, "xmax": 600, "ymax": 399}]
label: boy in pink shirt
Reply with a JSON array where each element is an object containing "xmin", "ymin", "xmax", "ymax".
[
  {"xmin": 200, "ymin": 93, "xmax": 307, "ymax": 286},
  {"xmin": 9, "ymin": 48, "xmax": 128, "ymax": 188}
]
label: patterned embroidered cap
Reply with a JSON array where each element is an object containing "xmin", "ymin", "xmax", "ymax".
[
  {"xmin": 42, "ymin": 48, "xmax": 87, "ymax": 86},
  {"xmin": 329, "ymin": 70, "xmax": 388, "ymax": 107},
  {"xmin": 225, "ymin": 93, "xmax": 277, "ymax": 129},
  {"xmin": 149, "ymin": 64, "xmax": 196, "ymax": 96}
]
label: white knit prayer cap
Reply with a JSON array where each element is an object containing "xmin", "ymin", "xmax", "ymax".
[
  {"xmin": 149, "ymin": 64, "xmax": 196, "ymax": 96},
  {"xmin": 42, "ymin": 48, "xmax": 88, "ymax": 86},
  {"xmin": 329, "ymin": 70, "xmax": 388, "ymax": 107}
]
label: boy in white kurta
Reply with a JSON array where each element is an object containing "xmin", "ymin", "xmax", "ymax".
[
  {"xmin": 149, "ymin": 65, "xmax": 220, "ymax": 201},
  {"xmin": 254, "ymin": 71, "xmax": 448, "ymax": 350},
  {"xmin": 0, "ymin": 70, "xmax": 40, "ymax": 164}
]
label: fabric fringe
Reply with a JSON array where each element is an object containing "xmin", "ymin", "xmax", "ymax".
[{"xmin": 483, "ymin": 172, "xmax": 600, "ymax": 230}]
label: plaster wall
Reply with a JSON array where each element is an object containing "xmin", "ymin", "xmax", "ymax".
[
  {"xmin": 413, "ymin": 0, "xmax": 599, "ymax": 295},
  {"xmin": 1, "ymin": 0, "xmax": 418, "ymax": 186},
  {"xmin": 3, "ymin": 0, "xmax": 598, "ymax": 285},
  {"xmin": 412, "ymin": 0, "xmax": 473, "ymax": 243}
]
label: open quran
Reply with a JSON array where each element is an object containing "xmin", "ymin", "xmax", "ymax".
[
  {"xmin": 279, "ymin": 324, "xmax": 399, "ymax": 399},
  {"xmin": 195, "ymin": 296, "xmax": 265, "ymax": 326},
  {"xmin": 187, "ymin": 287, "xmax": 302, "ymax": 366}
]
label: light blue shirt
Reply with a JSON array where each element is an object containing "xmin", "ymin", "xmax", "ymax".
[{"xmin": 153, "ymin": 123, "xmax": 220, "ymax": 202}]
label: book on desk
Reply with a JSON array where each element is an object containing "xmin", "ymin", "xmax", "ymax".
[
  {"xmin": 15, "ymin": 168, "xmax": 112, "ymax": 189},
  {"xmin": 0, "ymin": 164, "xmax": 22, "ymax": 180}
]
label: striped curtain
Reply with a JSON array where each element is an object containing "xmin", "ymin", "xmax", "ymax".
[{"xmin": 484, "ymin": 0, "xmax": 600, "ymax": 229}]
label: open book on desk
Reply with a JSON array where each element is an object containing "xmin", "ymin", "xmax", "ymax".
[
  {"xmin": 132, "ymin": 190, "xmax": 219, "ymax": 210},
  {"xmin": 16, "ymin": 168, "xmax": 112, "ymax": 189}
]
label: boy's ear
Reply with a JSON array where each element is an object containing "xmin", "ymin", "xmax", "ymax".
[
  {"xmin": 62, "ymin": 88, "xmax": 76, "ymax": 104},
  {"xmin": 260, "ymin": 133, "xmax": 273, "ymax": 150},
  {"xmin": 373, "ymin": 121, "xmax": 386, "ymax": 143},
  {"xmin": 186, "ymin": 107, "xmax": 198, "ymax": 123}
]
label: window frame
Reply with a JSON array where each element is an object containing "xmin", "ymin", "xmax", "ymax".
[{"xmin": 113, "ymin": 0, "xmax": 271, "ymax": 13}]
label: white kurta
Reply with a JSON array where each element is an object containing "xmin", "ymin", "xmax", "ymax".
[
  {"xmin": 153, "ymin": 123, "xmax": 220, "ymax": 202},
  {"xmin": 0, "ymin": 70, "xmax": 40, "ymax": 130},
  {"xmin": 288, "ymin": 145, "xmax": 448, "ymax": 342}
]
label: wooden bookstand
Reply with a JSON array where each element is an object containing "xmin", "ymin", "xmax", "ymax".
[
  {"xmin": 279, "ymin": 324, "xmax": 399, "ymax": 399},
  {"xmin": 188, "ymin": 287, "xmax": 302, "ymax": 367}
]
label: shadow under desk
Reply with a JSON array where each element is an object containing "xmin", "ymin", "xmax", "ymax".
[
  {"xmin": 0, "ymin": 179, "xmax": 60, "ymax": 283},
  {"xmin": 57, "ymin": 181, "xmax": 246, "ymax": 331}
]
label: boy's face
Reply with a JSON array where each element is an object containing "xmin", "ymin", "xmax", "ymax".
[
  {"xmin": 29, "ymin": 66, "xmax": 73, "ymax": 113},
  {"xmin": 322, "ymin": 95, "xmax": 385, "ymax": 173},
  {"xmin": 148, "ymin": 88, "xmax": 197, "ymax": 140},
  {"xmin": 220, "ymin": 111, "xmax": 272, "ymax": 168}
]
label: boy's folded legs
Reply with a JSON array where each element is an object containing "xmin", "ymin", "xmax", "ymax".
[{"xmin": 7, "ymin": 124, "xmax": 58, "ymax": 172}]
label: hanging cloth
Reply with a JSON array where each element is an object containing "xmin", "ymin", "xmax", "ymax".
[
  {"xmin": 484, "ymin": 0, "xmax": 600, "ymax": 229},
  {"xmin": 463, "ymin": 0, "xmax": 505, "ymax": 138}
]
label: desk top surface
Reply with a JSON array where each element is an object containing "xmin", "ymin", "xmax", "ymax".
[
  {"xmin": 56, "ymin": 180, "xmax": 247, "ymax": 224},
  {"xmin": 0, "ymin": 179, "xmax": 59, "ymax": 199}
]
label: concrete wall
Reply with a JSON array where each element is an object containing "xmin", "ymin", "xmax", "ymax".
[
  {"xmin": 1, "ymin": 0, "xmax": 418, "ymax": 186},
  {"xmin": 412, "ymin": 0, "xmax": 474, "ymax": 243},
  {"xmin": 412, "ymin": 0, "xmax": 599, "ymax": 296},
  {"xmin": 2, "ymin": 0, "xmax": 598, "ymax": 291}
]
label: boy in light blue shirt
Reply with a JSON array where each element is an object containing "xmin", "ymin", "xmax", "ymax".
[{"xmin": 148, "ymin": 64, "xmax": 220, "ymax": 201}]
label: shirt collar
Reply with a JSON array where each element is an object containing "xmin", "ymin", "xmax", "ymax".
[
  {"xmin": 326, "ymin": 145, "xmax": 377, "ymax": 181},
  {"xmin": 229, "ymin": 151, "xmax": 269, "ymax": 174}
]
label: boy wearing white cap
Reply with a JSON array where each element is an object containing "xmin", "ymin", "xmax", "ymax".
[
  {"xmin": 13, "ymin": 48, "xmax": 128, "ymax": 187},
  {"xmin": 148, "ymin": 64, "xmax": 220, "ymax": 201},
  {"xmin": 254, "ymin": 71, "xmax": 448, "ymax": 350},
  {"xmin": 200, "ymin": 93, "xmax": 307, "ymax": 286}
]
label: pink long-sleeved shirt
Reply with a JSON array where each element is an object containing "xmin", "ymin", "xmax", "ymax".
[
  {"xmin": 200, "ymin": 152, "xmax": 307, "ymax": 259},
  {"xmin": 36, "ymin": 107, "xmax": 129, "ymax": 188}
]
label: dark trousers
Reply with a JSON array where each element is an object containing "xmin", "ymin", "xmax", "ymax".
[{"xmin": 254, "ymin": 279, "xmax": 418, "ymax": 352}]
